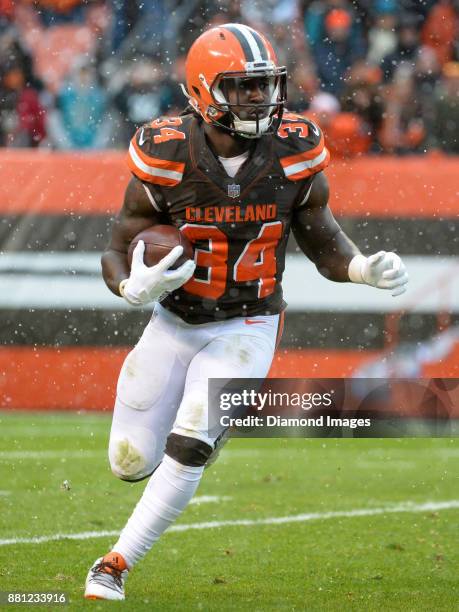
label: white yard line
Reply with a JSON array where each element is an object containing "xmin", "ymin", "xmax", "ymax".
[
  {"xmin": 189, "ymin": 495, "xmax": 231, "ymax": 505},
  {"xmin": 0, "ymin": 499, "xmax": 457, "ymax": 547},
  {"xmin": 434, "ymin": 449, "xmax": 459, "ymax": 458},
  {"xmin": 0, "ymin": 450, "xmax": 105, "ymax": 459}
]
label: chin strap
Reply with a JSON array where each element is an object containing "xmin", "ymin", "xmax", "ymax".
[{"xmin": 231, "ymin": 114, "xmax": 272, "ymax": 139}]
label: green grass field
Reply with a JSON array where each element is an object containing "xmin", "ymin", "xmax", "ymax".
[{"xmin": 0, "ymin": 411, "xmax": 458, "ymax": 611}]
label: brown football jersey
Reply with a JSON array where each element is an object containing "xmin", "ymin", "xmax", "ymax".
[{"xmin": 127, "ymin": 112, "xmax": 330, "ymax": 323}]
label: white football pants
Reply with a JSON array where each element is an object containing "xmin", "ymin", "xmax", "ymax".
[{"xmin": 109, "ymin": 303, "xmax": 281, "ymax": 479}]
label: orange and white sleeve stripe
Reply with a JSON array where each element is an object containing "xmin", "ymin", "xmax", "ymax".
[
  {"xmin": 127, "ymin": 137, "xmax": 185, "ymax": 187},
  {"xmin": 280, "ymin": 133, "xmax": 330, "ymax": 181}
]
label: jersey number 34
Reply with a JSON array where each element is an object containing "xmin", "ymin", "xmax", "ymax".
[{"xmin": 180, "ymin": 221, "xmax": 283, "ymax": 300}]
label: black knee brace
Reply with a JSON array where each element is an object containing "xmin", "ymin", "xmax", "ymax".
[{"xmin": 165, "ymin": 433, "xmax": 213, "ymax": 467}]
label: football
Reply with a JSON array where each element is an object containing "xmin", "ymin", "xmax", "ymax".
[{"xmin": 127, "ymin": 225, "xmax": 194, "ymax": 270}]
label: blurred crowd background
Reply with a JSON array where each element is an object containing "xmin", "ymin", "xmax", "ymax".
[{"xmin": 0, "ymin": 0, "xmax": 458, "ymax": 156}]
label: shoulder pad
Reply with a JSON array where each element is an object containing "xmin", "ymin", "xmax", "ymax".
[
  {"xmin": 127, "ymin": 116, "xmax": 191, "ymax": 187},
  {"xmin": 275, "ymin": 112, "xmax": 330, "ymax": 181}
]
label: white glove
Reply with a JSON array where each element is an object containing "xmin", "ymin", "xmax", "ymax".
[
  {"xmin": 119, "ymin": 241, "xmax": 195, "ymax": 306},
  {"xmin": 348, "ymin": 251, "xmax": 408, "ymax": 297}
]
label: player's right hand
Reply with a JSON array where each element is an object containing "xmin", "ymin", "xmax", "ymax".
[{"xmin": 119, "ymin": 241, "xmax": 196, "ymax": 306}]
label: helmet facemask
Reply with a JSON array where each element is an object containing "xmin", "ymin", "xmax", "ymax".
[{"xmin": 207, "ymin": 66, "xmax": 287, "ymax": 138}]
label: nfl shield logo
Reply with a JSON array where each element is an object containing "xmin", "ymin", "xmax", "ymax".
[{"xmin": 227, "ymin": 183, "xmax": 240, "ymax": 199}]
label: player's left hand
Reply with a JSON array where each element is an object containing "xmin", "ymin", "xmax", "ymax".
[{"xmin": 349, "ymin": 251, "xmax": 409, "ymax": 296}]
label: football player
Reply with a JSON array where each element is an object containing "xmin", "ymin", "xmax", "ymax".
[{"xmin": 84, "ymin": 23, "xmax": 408, "ymax": 600}]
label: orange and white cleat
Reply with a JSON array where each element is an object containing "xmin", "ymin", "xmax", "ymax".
[{"xmin": 84, "ymin": 552, "xmax": 128, "ymax": 600}]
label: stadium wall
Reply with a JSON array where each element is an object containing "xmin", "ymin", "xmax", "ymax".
[{"xmin": 1, "ymin": 151, "xmax": 458, "ymax": 411}]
